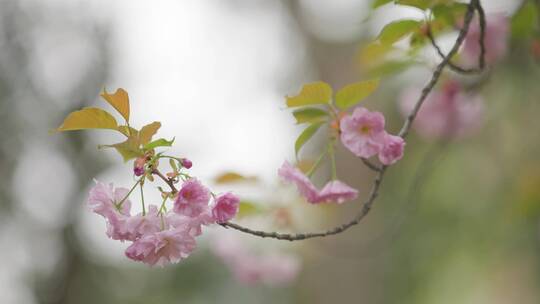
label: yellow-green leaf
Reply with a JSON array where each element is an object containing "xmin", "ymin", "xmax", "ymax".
[
  {"xmin": 378, "ymin": 19, "xmax": 421, "ymax": 45},
  {"xmin": 335, "ymin": 79, "xmax": 380, "ymax": 109},
  {"xmin": 295, "ymin": 122, "xmax": 324, "ymax": 158},
  {"xmin": 56, "ymin": 107, "xmax": 118, "ymax": 132},
  {"xmin": 117, "ymin": 125, "xmax": 138, "ymax": 137},
  {"xmin": 286, "ymin": 82, "xmax": 333, "ymax": 107},
  {"xmin": 101, "ymin": 88, "xmax": 130, "ymax": 122},
  {"xmin": 357, "ymin": 41, "xmax": 395, "ymax": 66},
  {"xmin": 214, "ymin": 172, "xmax": 258, "ymax": 184},
  {"xmin": 99, "ymin": 136, "xmax": 143, "ymax": 162},
  {"xmin": 395, "ymin": 0, "xmax": 434, "ymax": 10},
  {"xmin": 143, "ymin": 137, "xmax": 175, "ymax": 150},
  {"xmin": 292, "ymin": 107, "xmax": 329, "ymax": 124},
  {"xmin": 139, "ymin": 122, "xmax": 161, "ymax": 145},
  {"xmin": 372, "ymin": 0, "xmax": 393, "ymax": 8}
]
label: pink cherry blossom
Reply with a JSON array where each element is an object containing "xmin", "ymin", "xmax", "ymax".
[
  {"xmin": 87, "ymin": 180, "xmax": 131, "ymax": 218},
  {"xmin": 315, "ymin": 180, "xmax": 358, "ymax": 204},
  {"xmin": 462, "ymin": 14, "xmax": 509, "ymax": 66},
  {"xmin": 400, "ymin": 81, "xmax": 483, "ymax": 139},
  {"xmin": 173, "ymin": 178, "xmax": 210, "ymax": 217},
  {"xmin": 211, "ymin": 192, "xmax": 240, "ymax": 223},
  {"xmin": 278, "ymin": 161, "xmax": 319, "ymax": 203},
  {"xmin": 278, "ymin": 161, "xmax": 359, "ymax": 204},
  {"xmin": 123, "ymin": 205, "xmax": 162, "ymax": 241},
  {"xmin": 105, "ymin": 213, "xmax": 131, "ymax": 241},
  {"xmin": 340, "ymin": 107, "xmax": 386, "ymax": 158},
  {"xmin": 125, "ymin": 228, "xmax": 196, "ymax": 267},
  {"xmin": 378, "ymin": 133, "xmax": 405, "ymax": 165},
  {"xmin": 167, "ymin": 210, "xmax": 214, "ymax": 237}
]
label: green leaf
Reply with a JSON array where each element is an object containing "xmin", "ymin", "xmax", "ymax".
[
  {"xmin": 511, "ymin": 1, "xmax": 538, "ymax": 39},
  {"xmin": 214, "ymin": 172, "xmax": 258, "ymax": 184},
  {"xmin": 378, "ymin": 19, "xmax": 421, "ymax": 45},
  {"xmin": 372, "ymin": 0, "xmax": 393, "ymax": 8},
  {"xmin": 335, "ymin": 79, "xmax": 380, "ymax": 109},
  {"xmin": 55, "ymin": 107, "xmax": 118, "ymax": 132},
  {"xmin": 139, "ymin": 122, "xmax": 161, "ymax": 145},
  {"xmin": 99, "ymin": 136, "xmax": 143, "ymax": 162},
  {"xmin": 432, "ymin": 3, "xmax": 468, "ymax": 29},
  {"xmin": 169, "ymin": 158, "xmax": 178, "ymax": 172},
  {"xmin": 292, "ymin": 108, "xmax": 329, "ymax": 124},
  {"xmin": 286, "ymin": 82, "xmax": 333, "ymax": 107},
  {"xmin": 358, "ymin": 41, "xmax": 396, "ymax": 65},
  {"xmin": 367, "ymin": 60, "xmax": 417, "ymax": 77},
  {"xmin": 101, "ymin": 88, "xmax": 130, "ymax": 122},
  {"xmin": 295, "ymin": 122, "xmax": 323, "ymax": 158},
  {"xmin": 395, "ymin": 0, "xmax": 433, "ymax": 10},
  {"xmin": 143, "ymin": 137, "xmax": 175, "ymax": 150}
]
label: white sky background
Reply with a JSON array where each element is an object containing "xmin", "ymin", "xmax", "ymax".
[{"xmin": 3, "ymin": 0, "xmax": 522, "ymax": 302}]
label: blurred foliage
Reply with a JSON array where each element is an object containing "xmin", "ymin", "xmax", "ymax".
[{"xmin": 1, "ymin": 0, "xmax": 540, "ymax": 303}]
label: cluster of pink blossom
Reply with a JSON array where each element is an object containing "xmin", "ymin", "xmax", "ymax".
[
  {"xmin": 400, "ymin": 80, "xmax": 484, "ymax": 139},
  {"xmin": 211, "ymin": 232, "xmax": 300, "ymax": 286},
  {"xmin": 87, "ymin": 179, "xmax": 239, "ymax": 267},
  {"xmin": 278, "ymin": 161, "xmax": 358, "ymax": 204},
  {"xmin": 340, "ymin": 107, "xmax": 405, "ymax": 165},
  {"xmin": 462, "ymin": 14, "xmax": 509, "ymax": 66}
]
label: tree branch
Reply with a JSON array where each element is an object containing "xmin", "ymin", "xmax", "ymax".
[
  {"xmin": 160, "ymin": 0, "xmax": 481, "ymax": 241},
  {"xmin": 427, "ymin": 0, "xmax": 486, "ymax": 75}
]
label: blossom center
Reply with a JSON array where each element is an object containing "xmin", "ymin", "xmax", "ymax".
[{"xmin": 358, "ymin": 125, "xmax": 371, "ymax": 135}]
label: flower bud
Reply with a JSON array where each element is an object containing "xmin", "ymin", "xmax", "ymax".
[{"xmin": 181, "ymin": 158, "xmax": 193, "ymax": 169}]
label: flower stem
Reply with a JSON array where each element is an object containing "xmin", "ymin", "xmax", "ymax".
[
  {"xmin": 158, "ymin": 193, "xmax": 169, "ymax": 215},
  {"xmin": 306, "ymin": 147, "xmax": 329, "ymax": 178},
  {"xmin": 116, "ymin": 177, "xmax": 143, "ymax": 209},
  {"xmin": 328, "ymin": 141, "xmax": 337, "ymax": 180},
  {"xmin": 140, "ymin": 182, "xmax": 146, "ymax": 216}
]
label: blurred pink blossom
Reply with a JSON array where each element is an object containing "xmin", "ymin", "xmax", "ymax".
[
  {"xmin": 462, "ymin": 14, "xmax": 509, "ymax": 66},
  {"xmin": 400, "ymin": 81, "xmax": 484, "ymax": 139},
  {"xmin": 211, "ymin": 233, "xmax": 300, "ymax": 286}
]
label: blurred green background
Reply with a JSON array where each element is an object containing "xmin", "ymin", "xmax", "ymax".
[{"xmin": 1, "ymin": 0, "xmax": 539, "ymax": 303}]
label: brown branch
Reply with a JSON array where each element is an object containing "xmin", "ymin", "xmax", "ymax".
[
  {"xmin": 152, "ymin": 169, "xmax": 178, "ymax": 194},
  {"xmin": 398, "ymin": 0, "xmax": 478, "ymax": 138},
  {"xmin": 158, "ymin": 0, "xmax": 480, "ymax": 241},
  {"xmin": 426, "ymin": 0, "xmax": 486, "ymax": 75},
  {"xmin": 361, "ymin": 158, "xmax": 382, "ymax": 172}
]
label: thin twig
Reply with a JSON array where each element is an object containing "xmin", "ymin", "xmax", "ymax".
[
  {"xmin": 399, "ymin": 0, "xmax": 477, "ymax": 139},
  {"xmin": 426, "ymin": 0, "xmax": 486, "ymax": 75},
  {"xmin": 361, "ymin": 158, "xmax": 382, "ymax": 172},
  {"xmin": 152, "ymin": 169, "xmax": 178, "ymax": 194}
]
